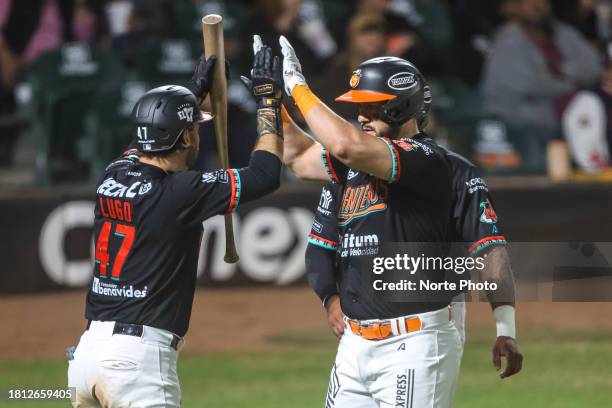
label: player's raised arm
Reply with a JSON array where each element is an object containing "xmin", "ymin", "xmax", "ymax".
[
  {"xmin": 280, "ymin": 106, "xmax": 330, "ymax": 181},
  {"xmin": 279, "ymin": 36, "xmax": 397, "ymax": 181},
  {"xmin": 171, "ymin": 44, "xmax": 285, "ymax": 227}
]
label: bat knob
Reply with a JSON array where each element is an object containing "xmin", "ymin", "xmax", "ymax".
[{"xmin": 224, "ymin": 254, "xmax": 239, "ymax": 264}]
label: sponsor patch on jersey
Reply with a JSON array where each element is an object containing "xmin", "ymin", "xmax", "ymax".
[
  {"xmin": 217, "ymin": 170, "xmax": 229, "ymax": 184},
  {"xmin": 92, "ymin": 277, "xmax": 148, "ymax": 298},
  {"xmin": 317, "ymin": 188, "xmax": 334, "ymax": 216},
  {"xmin": 396, "ymin": 138, "xmax": 433, "ymax": 155},
  {"xmin": 347, "ymin": 169, "xmax": 359, "ymax": 180},
  {"xmin": 98, "ymin": 178, "xmax": 151, "ymax": 198},
  {"xmin": 177, "ymin": 103, "xmax": 194, "ymax": 122},
  {"xmin": 465, "ymin": 177, "xmax": 488, "ymax": 194},
  {"xmin": 395, "ymin": 139, "xmax": 417, "ymax": 152},
  {"xmin": 312, "ymin": 220, "xmax": 323, "ymax": 234},
  {"xmin": 201, "ymin": 171, "xmax": 218, "ymax": 183},
  {"xmin": 387, "ymin": 72, "xmax": 417, "ymax": 90},
  {"xmin": 349, "ymin": 69, "xmax": 361, "ymax": 88},
  {"xmin": 138, "ymin": 182, "xmax": 152, "ymax": 195},
  {"xmin": 339, "ymin": 233, "xmax": 379, "ymax": 257},
  {"xmin": 479, "ymin": 198, "xmax": 498, "ymax": 224},
  {"xmin": 319, "ymin": 188, "xmax": 333, "ymax": 209}
]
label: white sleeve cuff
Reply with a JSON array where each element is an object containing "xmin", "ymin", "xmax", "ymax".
[{"xmin": 493, "ymin": 305, "xmax": 516, "ymax": 339}]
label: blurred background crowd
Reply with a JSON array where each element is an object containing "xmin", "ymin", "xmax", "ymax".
[{"xmin": 0, "ymin": 0, "xmax": 611, "ymax": 185}]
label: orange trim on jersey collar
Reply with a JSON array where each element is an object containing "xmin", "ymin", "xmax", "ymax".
[{"xmin": 335, "ymin": 90, "xmax": 397, "ymax": 103}]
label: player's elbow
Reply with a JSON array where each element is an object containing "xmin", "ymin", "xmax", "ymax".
[
  {"xmin": 241, "ymin": 151, "xmax": 282, "ymax": 200},
  {"xmin": 288, "ymin": 157, "xmax": 310, "ymax": 180},
  {"xmin": 328, "ymin": 138, "xmax": 368, "ymax": 168}
]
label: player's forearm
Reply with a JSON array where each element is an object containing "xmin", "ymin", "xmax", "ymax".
[
  {"xmin": 239, "ymin": 110, "xmax": 284, "ymax": 200},
  {"xmin": 252, "ymin": 108, "xmax": 284, "ymax": 160},
  {"xmin": 305, "ymin": 244, "xmax": 339, "ymax": 305},
  {"xmin": 281, "ymin": 105, "xmax": 315, "ymax": 166},
  {"xmin": 292, "ymin": 86, "xmax": 367, "ymax": 163},
  {"xmin": 478, "ymin": 246, "xmax": 516, "ymax": 308}
]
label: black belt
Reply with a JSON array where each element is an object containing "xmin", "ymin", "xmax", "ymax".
[{"xmin": 86, "ymin": 320, "xmax": 180, "ymax": 351}]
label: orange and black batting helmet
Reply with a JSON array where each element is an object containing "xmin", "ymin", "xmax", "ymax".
[{"xmin": 336, "ymin": 57, "xmax": 431, "ymax": 128}]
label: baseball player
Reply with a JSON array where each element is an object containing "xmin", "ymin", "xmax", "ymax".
[
  {"xmin": 303, "ymin": 88, "xmax": 521, "ymax": 347},
  {"xmin": 67, "ymin": 44, "xmax": 284, "ymax": 407},
  {"xmin": 275, "ymin": 34, "xmax": 523, "ymax": 407}
]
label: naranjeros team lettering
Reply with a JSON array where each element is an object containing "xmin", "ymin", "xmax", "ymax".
[{"xmin": 339, "ymin": 179, "xmax": 388, "ymax": 226}]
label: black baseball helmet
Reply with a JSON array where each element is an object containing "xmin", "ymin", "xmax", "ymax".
[
  {"xmin": 131, "ymin": 85, "xmax": 212, "ymax": 153},
  {"xmin": 336, "ymin": 57, "xmax": 431, "ymax": 128}
]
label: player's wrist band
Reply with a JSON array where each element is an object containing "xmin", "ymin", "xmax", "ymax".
[
  {"xmin": 291, "ymin": 85, "xmax": 320, "ymax": 117},
  {"xmin": 493, "ymin": 305, "xmax": 516, "ymax": 339}
]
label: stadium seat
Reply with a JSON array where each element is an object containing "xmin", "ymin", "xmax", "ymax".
[
  {"xmin": 429, "ymin": 77, "xmax": 544, "ymax": 173},
  {"xmin": 132, "ymin": 38, "xmax": 198, "ymax": 87},
  {"xmin": 86, "ymin": 78, "xmax": 150, "ymax": 181},
  {"xmin": 25, "ymin": 42, "xmax": 123, "ymax": 185}
]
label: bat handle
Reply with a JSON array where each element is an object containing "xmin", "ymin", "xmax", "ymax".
[{"xmin": 223, "ymin": 214, "xmax": 239, "ymax": 263}]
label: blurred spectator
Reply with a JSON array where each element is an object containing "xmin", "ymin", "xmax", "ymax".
[
  {"xmin": 312, "ymin": 15, "xmax": 387, "ymax": 121},
  {"xmin": 553, "ymin": 0, "xmax": 612, "ymax": 48},
  {"xmin": 481, "ymin": 0, "xmax": 603, "ymax": 136},
  {"xmin": 559, "ymin": 43, "xmax": 612, "ymax": 171},
  {"xmin": 0, "ymin": 0, "xmax": 109, "ymax": 98},
  {"xmin": 447, "ymin": 0, "xmax": 517, "ymax": 84},
  {"xmin": 112, "ymin": 0, "xmax": 173, "ymax": 67},
  {"xmin": 352, "ymin": 0, "xmax": 434, "ymax": 73},
  {"xmin": 0, "ymin": 0, "xmax": 109, "ymax": 167},
  {"xmin": 246, "ymin": 0, "xmax": 337, "ymax": 76}
]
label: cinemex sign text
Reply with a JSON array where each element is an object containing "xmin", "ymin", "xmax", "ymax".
[{"xmin": 38, "ymin": 201, "xmax": 314, "ymax": 288}]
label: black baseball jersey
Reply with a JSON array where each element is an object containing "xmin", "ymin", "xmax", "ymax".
[
  {"xmin": 307, "ymin": 136, "xmax": 506, "ymax": 319},
  {"xmin": 86, "ymin": 149, "xmax": 244, "ymax": 337},
  {"xmin": 308, "ymin": 136, "xmax": 455, "ymax": 319},
  {"xmin": 442, "ymin": 146, "xmax": 506, "ymax": 255}
]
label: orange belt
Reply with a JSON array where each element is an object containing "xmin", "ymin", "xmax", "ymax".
[{"xmin": 348, "ymin": 316, "xmax": 422, "ymax": 341}]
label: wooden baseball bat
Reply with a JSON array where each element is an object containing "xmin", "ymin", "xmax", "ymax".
[{"xmin": 202, "ymin": 14, "xmax": 239, "ymax": 264}]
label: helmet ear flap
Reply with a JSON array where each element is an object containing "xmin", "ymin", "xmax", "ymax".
[{"xmin": 381, "ymin": 95, "xmax": 417, "ymax": 127}]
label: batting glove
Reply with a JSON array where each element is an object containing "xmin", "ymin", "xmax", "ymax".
[
  {"xmin": 279, "ymin": 35, "xmax": 307, "ymax": 96},
  {"xmin": 240, "ymin": 35, "xmax": 283, "ymax": 138},
  {"xmin": 187, "ymin": 54, "xmax": 230, "ymax": 100},
  {"xmin": 240, "ymin": 36, "xmax": 283, "ymax": 108}
]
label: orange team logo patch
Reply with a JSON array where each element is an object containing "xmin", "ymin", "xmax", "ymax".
[
  {"xmin": 338, "ymin": 180, "xmax": 388, "ymax": 226},
  {"xmin": 349, "ymin": 69, "xmax": 361, "ymax": 88}
]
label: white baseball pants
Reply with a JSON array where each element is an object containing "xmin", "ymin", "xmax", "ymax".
[
  {"xmin": 325, "ymin": 307, "xmax": 463, "ymax": 408},
  {"xmin": 450, "ymin": 295, "xmax": 466, "ymax": 346},
  {"xmin": 67, "ymin": 321, "xmax": 181, "ymax": 408}
]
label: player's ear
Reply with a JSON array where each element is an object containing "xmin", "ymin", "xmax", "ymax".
[{"xmin": 180, "ymin": 125, "xmax": 196, "ymax": 148}]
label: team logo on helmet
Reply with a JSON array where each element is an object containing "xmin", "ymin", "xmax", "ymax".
[
  {"xmin": 349, "ymin": 69, "xmax": 362, "ymax": 88},
  {"xmin": 177, "ymin": 103, "xmax": 194, "ymax": 122},
  {"xmin": 387, "ymin": 72, "xmax": 417, "ymax": 90}
]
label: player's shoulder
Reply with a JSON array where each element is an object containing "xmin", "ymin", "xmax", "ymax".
[
  {"xmin": 104, "ymin": 149, "xmax": 141, "ymax": 171},
  {"xmin": 394, "ymin": 136, "xmax": 450, "ymax": 162},
  {"xmin": 435, "ymin": 146, "xmax": 490, "ymax": 193},
  {"xmin": 438, "ymin": 145, "xmax": 477, "ymax": 169}
]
